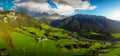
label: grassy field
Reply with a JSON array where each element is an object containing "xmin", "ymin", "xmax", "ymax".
[
  {"xmin": 8, "ymin": 30, "xmax": 83, "ymax": 56},
  {"xmin": 102, "ymin": 48, "xmax": 120, "ymax": 56},
  {"xmin": 0, "ymin": 37, "xmax": 10, "ymax": 49},
  {"xmin": 112, "ymin": 33, "xmax": 120, "ymax": 38},
  {"xmin": 0, "ymin": 26, "xmax": 116, "ymax": 56},
  {"xmin": 4, "ymin": 27, "xmax": 79, "ymax": 56}
]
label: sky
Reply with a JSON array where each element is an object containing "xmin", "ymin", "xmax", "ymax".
[
  {"xmin": 0, "ymin": 0, "xmax": 120, "ymax": 21},
  {"xmin": 0, "ymin": 0, "xmax": 14, "ymax": 10}
]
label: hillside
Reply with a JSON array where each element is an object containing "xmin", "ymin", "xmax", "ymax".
[
  {"xmin": 0, "ymin": 11, "xmax": 120, "ymax": 56},
  {"xmin": 51, "ymin": 14, "xmax": 120, "ymax": 33},
  {"xmin": 51, "ymin": 14, "xmax": 120, "ymax": 41},
  {"xmin": 0, "ymin": 11, "xmax": 75, "ymax": 56}
]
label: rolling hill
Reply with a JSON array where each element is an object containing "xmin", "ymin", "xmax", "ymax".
[
  {"xmin": 0, "ymin": 11, "xmax": 120, "ymax": 56},
  {"xmin": 0, "ymin": 11, "xmax": 77, "ymax": 56}
]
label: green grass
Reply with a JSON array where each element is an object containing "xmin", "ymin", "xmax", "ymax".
[
  {"xmin": 0, "ymin": 37, "xmax": 10, "ymax": 49},
  {"xmin": 79, "ymin": 42, "xmax": 90, "ymax": 45},
  {"xmin": 25, "ymin": 27, "xmax": 46, "ymax": 37},
  {"xmin": 9, "ymin": 31, "xmax": 83, "ymax": 56},
  {"xmin": 102, "ymin": 42, "xmax": 112, "ymax": 48},
  {"xmin": 53, "ymin": 31, "xmax": 68, "ymax": 38},
  {"xmin": 9, "ymin": 32, "xmax": 61, "ymax": 56},
  {"xmin": 41, "ymin": 23, "xmax": 51, "ymax": 30},
  {"xmin": 79, "ymin": 29, "xmax": 102, "ymax": 38},
  {"xmin": 73, "ymin": 32, "xmax": 80, "ymax": 37},
  {"xmin": 112, "ymin": 33, "xmax": 120, "ymax": 38},
  {"xmin": 9, "ymin": 27, "xmax": 84, "ymax": 56},
  {"xmin": 90, "ymin": 32, "xmax": 101, "ymax": 36},
  {"xmin": 89, "ymin": 43, "xmax": 103, "ymax": 50},
  {"xmin": 51, "ymin": 28, "xmax": 66, "ymax": 31},
  {"xmin": 102, "ymin": 48, "xmax": 120, "ymax": 56},
  {"xmin": 0, "ymin": 29, "xmax": 113, "ymax": 56},
  {"xmin": 8, "ymin": 27, "xmax": 79, "ymax": 56},
  {"xmin": 15, "ymin": 27, "xmax": 32, "ymax": 36},
  {"xmin": 0, "ymin": 26, "xmax": 114, "ymax": 56},
  {"xmin": 58, "ymin": 39, "xmax": 75, "ymax": 46},
  {"xmin": 37, "ymin": 40, "xmax": 58, "ymax": 51},
  {"xmin": 20, "ymin": 27, "xmax": 112, "ymax": 55},
  {"xmin": 10, "ymin": 32, "xmax": 36, "ymax": 50}
]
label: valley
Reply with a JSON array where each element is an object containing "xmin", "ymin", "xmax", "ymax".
[{"xmin": 0, "ymin": 11, "xmax": 120, "ymax": 56}]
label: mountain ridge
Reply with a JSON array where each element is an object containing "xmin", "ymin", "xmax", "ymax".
[
  {"xmin": 51, "ymin": 14, "xmax": 120, "ymax": 33},
  {"xmin": 49, "ymin": 14, "xmax": 120, "ymax": 41}
]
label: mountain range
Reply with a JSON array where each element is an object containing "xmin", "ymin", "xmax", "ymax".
[
  {"xmin": 0, "ymin": 11, "xmax": 120, "ymax": 56},
  {"xmin": 51, "ymin": 14, "xmax": 120, "ymax": 33}
]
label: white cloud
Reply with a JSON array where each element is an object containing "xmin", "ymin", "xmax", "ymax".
[
  {"xmin": 13, "ymin": 0, "xmax": 97, "ymax": 16},
  {"xmin": 53, "ymin": 0, "xmax": 97, "ymax": 10},
  {"xmin": 14, "ymin": 0, "xmax": 21, "ymax": 2},
  {"xmin": 88, "ymin": 6, "xmax": 97, "ymax": 10},
  {"xmin": 16, "ymin": 2, "xmax": 51, "ymax": 13},
  {"xmin": 15, "ymin": 1, "xmax": 74, "ymax": 15},
  {"xmin": 0, "ymin": 7, "xmax": 3, "ymax": 11},
  {"xmin": 54, "ymin": 4, "xmax": 74, "ymax": 15},
  {"xmin": 106, "ymin": 9, "xmax": 120, "ymax": 21}
]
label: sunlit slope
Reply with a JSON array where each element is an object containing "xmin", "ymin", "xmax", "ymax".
[{"xmin": 0, "ymin": 11, "xmax": 117, "ymax": 56}]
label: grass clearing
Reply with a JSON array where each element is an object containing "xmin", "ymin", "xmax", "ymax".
[
  {"xmin": 112, "ymin": 33, "xmax": 120, "ymax": 38},
  {"xmin": 10, "ymin": 32, "xmax": 36, "ymax": 50}
]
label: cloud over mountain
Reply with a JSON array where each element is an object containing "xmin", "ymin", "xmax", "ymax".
[
  {"xmin": 53, "ymin": 0, "xmax": 97, "ymax": 10},
  {"xmin": 106, "ymin": 9, "xmax": 120, "ymax": 21},
  {"xmin": 13, "ymin": 0, "xmax": 97, "ymax": 18}
]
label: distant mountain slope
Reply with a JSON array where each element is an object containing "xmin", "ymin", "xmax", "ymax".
[
  {"xmin": 50, "ymin": 14, "xmax": 120, "ymax": 41},
  {"xmin": 51, "ymin": 14, "xmax": 120, "ymax": 33}
]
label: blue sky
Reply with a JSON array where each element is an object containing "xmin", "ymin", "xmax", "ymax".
[
  {"xmin": 0, "ymin": 0, "xmax": 14, "ymax": 11},
  {"xmin": 0, "ymin": 0, "xmax": 120, "ymax": 20},
  {"xmin": 0, "ymin": 0, "xmax": 120, "ymax": 15},
  {"xmin": 74, "ymin": 0, "xmax": 120, "ymax": 16},
  {"xmin": 47, "ymin": 0, "xmax": 57, "ymax": 9}
]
